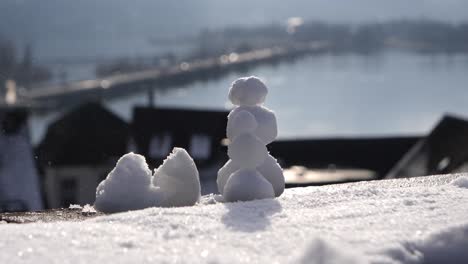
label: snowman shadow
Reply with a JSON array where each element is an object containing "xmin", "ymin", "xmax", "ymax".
[{"xmin": 221, "ymin": 198, "xmax": 282, "ymax": 232}]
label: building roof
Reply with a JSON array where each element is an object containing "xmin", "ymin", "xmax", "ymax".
[
  {"xmin": 387, "ymin": 114, "xmax": 468, "ymax": 178},
  {"xmin": 36, "ymin": 102, "xmax": 130, "ymax": 166},
  {"xmin": 132, "ymin": 107, "xmax": 228, "ymax": 166},
  {"xmin": 269, "ymin": 136, "xmax": 420, "ymax": 178}
]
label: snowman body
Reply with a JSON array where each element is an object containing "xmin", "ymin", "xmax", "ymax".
[{"xmin": 217, "ymin": 76, "xmax": 285, "ymax": 202}]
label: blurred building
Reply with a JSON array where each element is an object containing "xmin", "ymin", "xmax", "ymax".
[
  {"xmin": 269, "ymin": 136, "xmax": 419, "ymax": 186},
  {"xmin": 36, "ymin": 102, "xmax": 130, "ymax": 208},
  {"xmin": 386, "ymin": 114, "xmax": 468, "ymax": 178},
  {"xmin": 0, "ymin": 106, "xmax": 43, "ymax": 212}
]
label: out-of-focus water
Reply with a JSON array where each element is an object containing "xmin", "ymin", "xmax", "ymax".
[{"xmin": 30, "ymin": 51, "xmax": 468, "ymax": 144}]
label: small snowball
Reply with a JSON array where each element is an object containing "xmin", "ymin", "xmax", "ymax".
[
  {"xmin": 228, "ymin": 76, "xmax": 268, "ymax": 106},
  {"xmin": 217, "ymin": 155, "xmax": 285, "ymax": 197},
  {"xmin": 228, "ymin": 106, "xmax": 277, "ymax": 144},
  {"xmin": 226, "ymin": 110, "xmax": 258, "ymax": 141},
  {"xmin": 223, "ymin": 169, "xmax": 275, "ymax": 202},
  {"xmin": 153, "ymin": 148, "xmax": 201, "ymax": 207},
  {"xmin": 228, "ymin": 133, "xmax": 268, "ymax": 169}
]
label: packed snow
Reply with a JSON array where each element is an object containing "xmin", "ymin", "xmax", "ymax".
[
  {"xmin": 1, "ymin": 174, "xmax": 468, "ymax": 263},
  {"xmin": 94, "ymin": 149, "xmax": 200, "ymax": 213},
  {"xmin": 219, "ymin": 76, "xmax": 285, "ymax": 202}
]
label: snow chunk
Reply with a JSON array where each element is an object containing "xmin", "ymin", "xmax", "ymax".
[
  {"xmin": 81, "ymin": 204, "xmax": 97, "ymax": 215},
  {"xmin": 68, "ymin": 204, "xmax": 82, "ymax": 209},
  {"xmin": 94, "ymin": 153, "xmax": 161, "ymax": 213},
  {"xmin": 298, "ymin": 237, "xmax": 367, "ymax": 264},
  {"xmin": 228, "ymin": 106, "xmax": 277, "ymax": 144},
  {"xmin": 94, "ymin": 150, "xmax": 200, "ymax": 213},
  {"xmin": 223, "ymin": 169, "xmax": 275, "ymax": 202},
  {"xmin": 228, "ymin": 76, "xmax": 268, "ymax": 106},
  {"xmin": 451, "ymin": 175, "xmax": 468, "ymax": 188},
  {"xmin": 226, "ymin": 110, "xmax": 258, "ymax": 141},
  {"xmin": 228, "ymin": 133, "xmax": 267, "ymax": 169},
  {"xmin": 153, "ymin": 148, "xmax": 201, "ymax": 207}
]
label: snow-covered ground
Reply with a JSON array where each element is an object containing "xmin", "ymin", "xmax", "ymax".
[{"xmin": 1, "ymin": 173, "xmax": 468, "ymax": 264}]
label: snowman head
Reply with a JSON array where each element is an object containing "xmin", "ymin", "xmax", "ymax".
[{"xmin": 228, "ymin": 76, "xmax": 268, "ymax": 106}]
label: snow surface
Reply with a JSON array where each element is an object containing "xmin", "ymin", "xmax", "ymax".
[
  {"xmin": 95, "ymin": 149, "xmax": 200, "ymax": 213},
  {"xmin": 1, "ymin": 174, "xmax": 468, "ymax": 263}
]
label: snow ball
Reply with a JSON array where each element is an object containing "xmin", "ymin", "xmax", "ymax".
[
  {"xmin": 298, "ymin": 237, "xmax": 367, "ymax": 264},
  {"xmin": 223, "ymin": 169, "xmax": 275, "ymax": 202},
  {"xmin": 228, "ymin": 133, "xmax": 268, "ymax": 169},
  {"xmin": 217, "ymin": 159, "xmax": 237, "ymax": 195},
  {"xmin": 228, "ymin": 76, "xmax": 268, "ymax": 106},
  {"xmin": 153, "ymin": 148, "xmax": 201, "ymax": 207},
  {"xmin": 228, "ymin": 106, "xmax": 277, "ymax": 144},
  {"xmin": 257, "ymin": 154, "xmax": 285, "ymax": 197},
  {"xmin": 217, "ymin": 155, "xmax": 284, "ymax": 197},
  {"xmin": 451, "ymin": 176, "xmax": 468, "ymax": 188},
  {"xmin": 226, "ymin": 110, "xmax": 258, "ymax": 141}
]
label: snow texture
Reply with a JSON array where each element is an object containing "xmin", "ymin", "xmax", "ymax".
[
  {"xmin": 228, "ymin": 76, "xmax": 268, "ymax": 106},
  {"xmin": 94, "ymin": 149, "xmax": 200, "ymax": 213},
  {"xmin": 1, "ymin": 174, "xmax": 468, "ymax": 264}
]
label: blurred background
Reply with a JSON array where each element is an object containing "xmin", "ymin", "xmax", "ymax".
[{"xmin": 1, "ymin": 0, "xmax": 468, "ymax": 212}]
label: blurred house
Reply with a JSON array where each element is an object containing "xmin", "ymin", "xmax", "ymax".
[
  {"xmin": 386, "ymin": 114, "xmax": 468, "ymax": 178},
  {"xmin": 0, "ymin": 106, "xmax": 43, "ymax": 212},
  {"xmin": 131, "ymin": 107, "xmax": 228, "ymax": 192},
  {"xmin": 269, "ymin": 136, "xmax": 420, "ymax": 186},
  {"xmin": 36, "ymin": 102, "xmax": 130, "ymax": 208}
]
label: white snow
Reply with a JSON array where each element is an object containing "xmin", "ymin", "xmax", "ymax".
[
  {"xmin": 451, "ymin": 175, "xmax": 468, "ymax": 188},
  {"xmin": 228, "ymin": 106, "xmax": 278, "ymax": 145},
  {"xmin": 218, "ymin": 155, "xmax": 285, "ymax": 197},
  {"xmin": 68, "ymin": 204, "xmax": 82, "ymax": 209},
  {"xmin": 223, "ymin": 169, "xmax": 275, "ymax": 202},
  {"xmin": 1, "ymin": 174, "xmax": 468, "ymax": 263},
  {"xmin": 227, "ymin": 133, "xmax": 268, "ymax": 169},
  {"xmin": 95, "ymin": 149, "xmax": 200, "ymax": 213},
  {"xmin": 228, "ymin": 76, "xmax": 268, "ymax": 106},
  {"xmin": 226, "ymin": 110, "xmax": 258, "ymax": 140}
]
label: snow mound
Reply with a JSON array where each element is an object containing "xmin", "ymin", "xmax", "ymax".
[
  {"xmin": 382, "ymin": 224, "xmax": 468, "ymax": 264},
  {"xmin": 94, "ymin": 153, "xmax": 161, "ymax": 213},
  {"xmin": 228, "ymin": 76, "xmax": 268, "ymax": 106},
  {"xmin": 153, "ymin": 148, "xmax": 201, "ymax": 207},
  {"xmin": 298, "ymin": 237, "xmax": 367, "ymax": 264},
  {"xmin": 451, "ymin": 175, "xmax": 468, "ymax": 188},
  {"xmin": 228, "ymin": 106, "xmax": 277, "ymax": 144},
  {"xmin": 223, "ymin": 169, "xmax": 275, "ymax": 202},
  {"xmin": 94, "ymin": 149, "xmax": 200, "ymax": 213}
]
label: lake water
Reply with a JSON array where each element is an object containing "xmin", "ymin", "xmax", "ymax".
[{"xmin": 30, "ymin": 51, "xmax": 468, "ymax": 144}]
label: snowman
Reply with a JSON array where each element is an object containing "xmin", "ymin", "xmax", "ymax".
[{"xmin": 217, "ymin": 76, "xmax": 285, "ymax": 202}]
